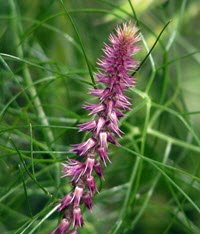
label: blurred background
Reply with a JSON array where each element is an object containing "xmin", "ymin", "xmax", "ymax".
[{"xmin": 0, "ymin": 0, "xmax": 199, "ymax": 233}]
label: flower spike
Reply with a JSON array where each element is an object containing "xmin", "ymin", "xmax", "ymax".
[{"xmin": 51, "ymin": 21, "xmax": 141, "ymax": 233}]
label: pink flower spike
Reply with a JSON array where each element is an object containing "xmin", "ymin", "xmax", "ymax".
[{"xmin": 51, "ymin": 21, "xmax": 141, "ymax": 234}]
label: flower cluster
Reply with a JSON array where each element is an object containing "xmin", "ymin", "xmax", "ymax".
[{"xmin": 51, "ymin": 21, "xmax": 141, "ymax": 234}]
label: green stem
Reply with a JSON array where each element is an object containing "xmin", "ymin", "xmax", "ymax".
[
  {"xmin": 59, "ymin": 0, "xmax": 96, "ymax": 87},
  {"xmin": 9, "ymin": 0, "xmax": 55, "ymax": 145},
  {"xmin": 131, "ymin": 142, "xmax": 172, "ymax": 229}
]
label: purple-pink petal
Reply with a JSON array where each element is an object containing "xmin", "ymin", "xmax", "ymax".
[
  {"xmin": 70, "ymin": 138, "xmax": 97, "ymax": 156},
  {"xmin": 58, "ymin": 193, "xmax": 74, "ymax": 211},
  {"xmin": 82, "ymin": 192, "xmax": 93, "ymax": 211},
  {"xmin": 88, "ymin": 103, "xmax": 106, "ymax": 115},
  {"xmin": 84, "ymin": 155, "xmax": 95, "ymax": 175},
  {"xmin": 97, "ymin": 147, "xmax": 111, "ymax": 166},
  {"xmin": 73, "ymin": 207, "xmax": 84, "ymax": 227},
  {"xmin": 96, "ymin": 116, "xmax": 106, "ymax": 135},
  {"xmin": 86, "ymin": 175, "xmax": 98, "ymax": 195},
  {"xmin": 107, "ymin": 122, "xmax": 124, "ymax": 137},
  {"xmin": 50, "ymin": 218, "xmax": 71, "ymax": 234},
  {"xmin": 99, "ymin": 131, "xmax": 108, "ymax": 148},
  {"xmin": 94, "ymin": 160, "xmax": 104, "ymax": 179},
  {"xmin": 73, "ymin": 185, "xmax": 84, "ymax": 206},
  {"xmin": 78, "ymin": 120, "xmax": 96, "ymax": 132}
]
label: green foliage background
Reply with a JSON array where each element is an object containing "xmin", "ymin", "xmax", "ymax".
[{"xmin": 0, "ymin": 0, "xmax": 199, "ymax": 233}]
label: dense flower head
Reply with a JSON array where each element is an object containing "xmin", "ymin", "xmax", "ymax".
[{"xmin": 51, "ymin": 21, "xmax": 141, "ymax": 234}]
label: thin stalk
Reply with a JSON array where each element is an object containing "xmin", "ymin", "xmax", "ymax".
[
  {"xmin": 131, "ymin": 142, "xmax": 172, "ymax": 229},
  {"xmin": 59, "ymin": 0, "xmax": 96, "ymax": 87},
  {"xmin": 132, "ymin": 20, "xmax": 171, "ymax": 77},
  {"xmin": 9, "ymin": 0, "xmax": 55, "ymax": 145}
]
